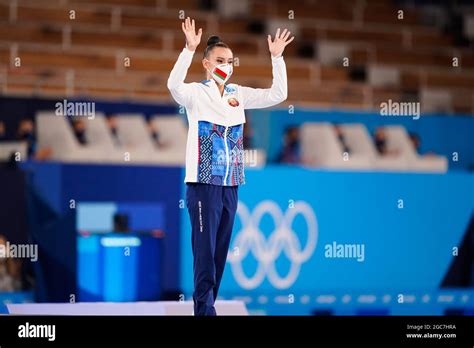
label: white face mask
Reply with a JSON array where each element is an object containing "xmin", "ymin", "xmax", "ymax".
[{"xmin": 207, "ymin": 61, "xmax": 233, "ymax": 85}]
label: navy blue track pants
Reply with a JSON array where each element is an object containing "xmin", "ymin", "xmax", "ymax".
[{"xmin": 186, "ymin": 182, "xmax": 238, "ymax": 316}]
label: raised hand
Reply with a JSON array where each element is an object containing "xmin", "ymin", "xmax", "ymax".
[
  {"xmin": 182, "ymin": 17, "xmax": 202, "ymax": 52},
  {"xmin": 267, "ymin": 28, "xmax": 294, "ymax": 58}
]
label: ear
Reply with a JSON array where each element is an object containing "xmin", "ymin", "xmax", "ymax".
[{"xmin": 202, "ymin": 58, "xmax": 209, "ymax": 70}]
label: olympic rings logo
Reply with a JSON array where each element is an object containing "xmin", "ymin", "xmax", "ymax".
[{"xmin": 227, "ymin": 200, "xmax": 318, "ymax": 289}]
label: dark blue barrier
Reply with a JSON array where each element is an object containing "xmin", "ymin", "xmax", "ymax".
[
  {"xmin": 0, "ymin": 167, "xmax": 28, "ymax": 245},
  {"xmin": 21, "ymin": 162, "xmax": 182, "ymax": 302}
]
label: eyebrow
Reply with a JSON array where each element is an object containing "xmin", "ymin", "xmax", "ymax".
[{"xmin": 216, "ymin": 57, "xmax": 233, "ymax": 60}]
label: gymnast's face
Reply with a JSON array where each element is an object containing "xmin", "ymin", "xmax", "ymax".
[{"xmin": 202, "ymin": 46, "xmax": 234, "ymax": 79}]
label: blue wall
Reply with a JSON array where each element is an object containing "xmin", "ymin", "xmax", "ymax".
[{"xmin": 181, "ymin": 167, "xmax": 474, "ymax": 313}]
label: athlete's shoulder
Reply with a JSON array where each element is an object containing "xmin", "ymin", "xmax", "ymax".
[{"xmin": 198, "ymin": 79, "xmax": 212, "ymax": 87}]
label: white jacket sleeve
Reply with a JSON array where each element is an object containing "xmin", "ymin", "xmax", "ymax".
[
  {"xmin": 240, "ymin": 55, "xmax": 288, "ymax": 109},
  {"xmin": 167, "ymin": 47, "xmax": 196, "ymax": 108}
]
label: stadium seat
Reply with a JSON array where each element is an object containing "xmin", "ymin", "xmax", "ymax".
[
  {"xmin": 383, "ymin": 125, "xmax": 448, "ymax": 173},
  {"xmin": 367, "ymin": 65, "xmax": 400, "ymax": 88},
  {"xmin": 36, "ymin": 112, "xmax": 104, "ymax": 163},
  {"xmin": 317, "ymin": 41, "xmax": 350, "ymax": 66},
  {"xmin": 85, "ymin": 114, "xmax": 125, "ymax": 163},
  {"xmin": 115, "ymin": 114, "xmax": 157, "ymax": 164},
  {"xmin": 338, "ymin": 123, "xmax": 376, "ymax": 168},
  {"xmin": 301, "ymin": 122, "xmax": 373, "ymax": 170},
  {"xmin": 421, "ymin": 89, "xmax": 453, "ymax": 114},
  {"xmin": 150, "ymin": 115, "xmax": 187, "ymax": 165},
  {"xmin": 0, "ymin": 142, "xmax": 28, "ymax": 162}
]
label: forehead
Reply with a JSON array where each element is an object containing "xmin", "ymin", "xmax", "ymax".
[{"xmin": 209, "ymin": 47, "xmax": 233, "ymax": 60}]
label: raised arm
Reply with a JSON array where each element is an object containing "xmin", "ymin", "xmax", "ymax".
[
  {"xmin": 167, "ymin": 17, "xmax": 202, "ymax": 108},
  {"xmin": 240, "ymin": 28, "xmax": 294, "ymax": 109}
]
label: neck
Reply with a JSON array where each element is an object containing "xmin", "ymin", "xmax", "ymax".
[
  {"xmin": 208, "ymin": 75, "xmax": 225, "ymax": 96},
  {"xmin": 217, "ymin": 83, "xmax": 225, "ymax": 96}
]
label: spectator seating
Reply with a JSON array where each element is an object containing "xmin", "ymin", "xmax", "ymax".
[{"xmin": 300, "ymin": 122, "xmax": 448, "ymax": 172}]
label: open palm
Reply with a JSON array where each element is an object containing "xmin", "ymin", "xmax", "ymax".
[
  {"xmin": 268, "ymin": 28, "xmax": 294, "ymax": 58},
  {"xmin": 182, "ymin": 17, "xmax": 202, "ymax": 52}
]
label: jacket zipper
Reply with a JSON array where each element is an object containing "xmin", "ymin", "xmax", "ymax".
[
  {"xmin": 223, "ymin": 126, "xmax": 230, "ymax": 185},
  {"xmin": 218, "ymin": 82, "xmax": 230, "ymax": 185}
]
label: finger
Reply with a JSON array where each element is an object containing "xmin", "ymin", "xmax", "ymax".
[
  {"xmin": 182, "ymin": 22, "xmax": 186, "ymax": 33},
  {"xmin": 192, "ymin": 19, "xmax": 195, "ymax": 31},
  {"xmin": 276, "ymin": 28, "xmax": 280, "ymax": 39},
  {"xmin": 280, "ymin": 28, "xmax": 288, "ymax": 39},
  {"xmin": 285, "ymin": 36, "xmax": 295, "ymax": 46},
  {"xmin": 283, "ymin": 30, "xmax": 291, "ymax": 41},
  {"xmin": 186, "ymin": 17, "xmax": 190, "ymax": 30},
  {"xmin": 267, "ymin": 34, "xmax": 272, "ymax": 46},
  {"xmin": 197, "ymin": 28, "xmax": 202, "ymax": 40}
]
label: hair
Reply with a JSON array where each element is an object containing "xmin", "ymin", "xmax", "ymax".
[{"xmin": 203, "ymin": 35, "xmax": 230, "ymax": 58}]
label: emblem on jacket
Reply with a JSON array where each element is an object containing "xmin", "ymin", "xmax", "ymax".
[{"xmin": 228, "ymin": 98, "xmax": 239, "ymax": 107}]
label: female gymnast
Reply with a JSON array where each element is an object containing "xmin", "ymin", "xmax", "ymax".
[{"xmin": 167, "ymin": 17, "xmax": 294, "ymax": 316}]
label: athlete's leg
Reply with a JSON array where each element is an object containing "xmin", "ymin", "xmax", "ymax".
[
  {"xmin": 186, "ymin": 183, "xmax": 223, "ymax": 316},
  {"xmin": 213, "ymin": 185, "xmax": 238, "ymax": 305}
]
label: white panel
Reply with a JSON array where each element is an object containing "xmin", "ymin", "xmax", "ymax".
[
  {"xmin": 368, "ymin": 65, "xmax": 400, "ymax": 87},
  {"xmin": 7, "ymin": 301, "xmax": 249, "ymax": 316},
  {"xmin": 317, "ymin": 41, "xmax": 349, "ymax": 66}
]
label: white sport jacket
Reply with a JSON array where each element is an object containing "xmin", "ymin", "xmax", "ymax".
[{"xmin": 167, "ymin": 47, "xmax": 288, "ymax": 186}]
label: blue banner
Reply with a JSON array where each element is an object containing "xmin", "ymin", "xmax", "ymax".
[{"xmin": 181, "ymin": 167, "xmax": 473, "ymax": 302}]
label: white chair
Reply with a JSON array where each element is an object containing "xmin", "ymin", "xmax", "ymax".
[
  {"xmin": 115, "ymin": 114, "xmax": 157, "ymax": 164},
  {"xmin": 36, "ymin": 111, "xmax": 103, "ymax": 163},
  {"xmin": 301, "ymin": 122, "xmax": 372, "ymax": 170},
  {"xmin": 371, "ymin": 126, "xmax": 411, "ymax": 171},
  {"xmin": 338, "ymin": 124, "xmax": 376, "ymax": 169},
  {"xmin": 383, "ymin": 126, "xmax": 447, "ymax": 172},
  {"xmin": 85, "ymin": 114, "xmax": 124, "ymax": 163},
  {"xmin": 421, "ymin": 89, "xmax": 452, "ymax": 114},
  {"xmin": 367, "ymin": 65, "xmax": 400, "ymax": 88},
  {"xmin": 301, "ymin": 122, "xmax": 340, "ymax": 168},
  {"xmin": 151, "ymin": 115, "xmax": 187, "ymax": 165},
  {"xmin": 0, "ymin": 141, "xmax": 28, "ymax": 161},
  {"xmin": 317, "ymin": 41, "xmax": 350, "ymax": 66}
]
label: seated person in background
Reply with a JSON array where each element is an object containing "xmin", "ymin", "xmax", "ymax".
[
  {"xmin": 106, "ymin": 115, "xmax": 121, "ymax": 146},
  {"xmin": 147, "ymin": 118, "xmax": 168, "ymax": 148},
  {"xmin": 0, "ymin": 121, "xmax": 6, "ymax": 141},
  {"xmin": 277, "ymin": 126, "xmax": 301, "ymax": 164},
  {"xmin": 113, "ymin": 213, "xmax": 129, "ymax": 233},
  {"xmin": 334, "ymin": 124, "xmax": 350, "ymax": 154},
  {"xmin": 16, "ymin": 119, "xmax": 52, "ymax": 160},
  {"xmin": 373, "ymin": 127, "xmax": 399, "ymax": 156},
  {"xmin": 147, "ymin": 118, "xmax": 159, "ymax": 145},
  {"xmin": 409, "ymin": 132, "xmax": 437, "ymax": 157},
  {"xmin": 409, "ymin": 132, "xmax": 421, "ymax": 154},
  {"xmin": 16, "ymin": 119, "xmax": 36, "ymax": 158},
  {"xmin": 0, "ymin": 235, "xmax": 22, "ymax": 292},
  {"xmin": 72, "ymin": 119, "xmax": 88, "ymax": 145}
]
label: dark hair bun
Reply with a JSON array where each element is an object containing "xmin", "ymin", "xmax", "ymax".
[{"xmin": 207, "ymin": 35, "xmax": 221, "ymax": 46}]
